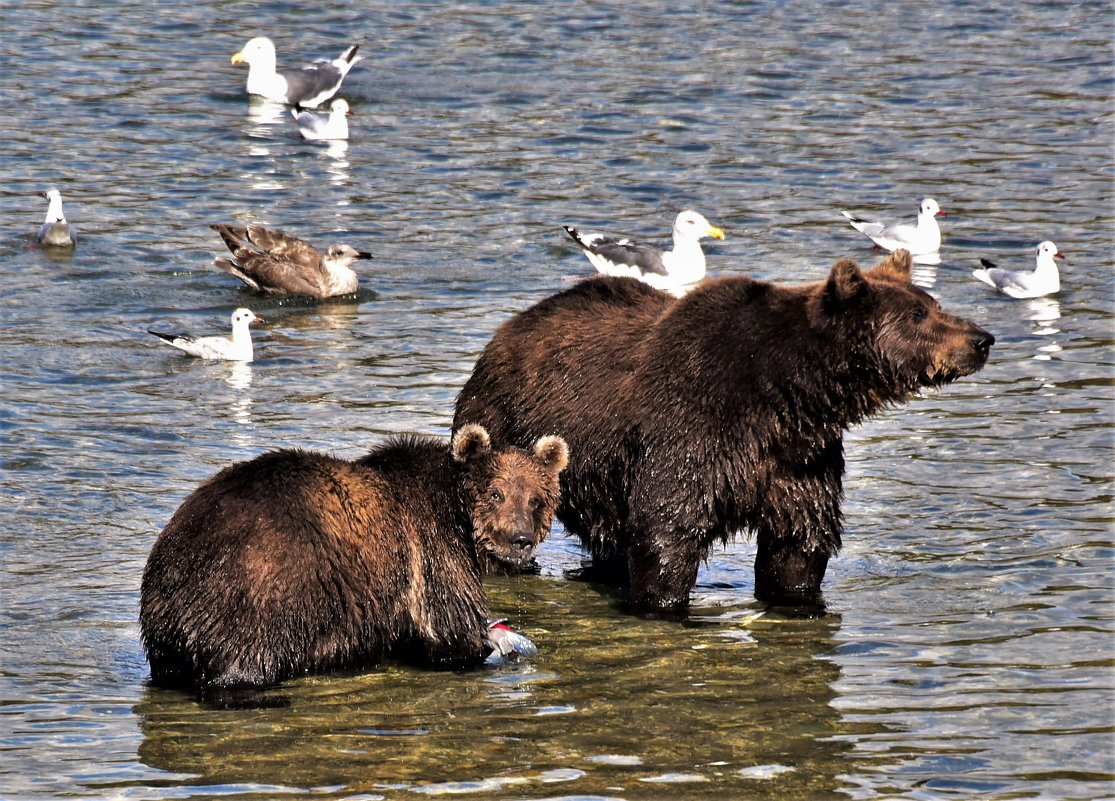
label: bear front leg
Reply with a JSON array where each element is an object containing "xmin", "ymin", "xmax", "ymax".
[
  {"xmin": 625, "ymin": 532, "xmax": 702, "ymax": 612},
  {"xmin": 753, "ymin": 534, "xmax": 830, "ymax": 607}
]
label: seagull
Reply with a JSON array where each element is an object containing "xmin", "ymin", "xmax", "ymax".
[
  {"xmin": 972, "ymin": 240, "xmax": 1063, "ymax": 299},
  {"xmin": 292, "ymin": 98, "xmax": 351, "ymax": 140},
  {"xmin": 149, "ymin": 308, "xmax": 260, "ymax": 362},
  {"xmin": 210, "ymin": 223, "xmax": 372, "ymax": 298},
  {"xmin": 841, "ymin": 197, "xmax": 945, "ymax": 256},
  {"xmin": 562, "ymin": 210, "xmax": 726, "ymax": 296},
  {"xmin": 231, "ymin": 37, "xmax": 362, "ymax": 108},
  {"xmin": 37, "ymin": 189, "xmax": 74, "ymax": 248}
]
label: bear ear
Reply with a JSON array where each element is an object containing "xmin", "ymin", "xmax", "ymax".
[
  {"xmin": 870, "ymin": 248, "xmax": 913, "ymax": 282},
  {"xmin": 451, "ymin": 424, "xmax": 491, "ymax": 463},
  {"xmin": 823, "ymin": 258, "xmax": 868, "ymax": 307},
  {"xmin": 533, "ymin": 435, "xmax": 570, "ymax": 474}
]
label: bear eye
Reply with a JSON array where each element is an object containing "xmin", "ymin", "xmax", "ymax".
[
  {"xmin": 529, "ymin": 495, "xmax": 542, "ymax": 511},
  {"xmin": 489, "ymin": 489, "xmax": 504, "ymax": 504},
  {"xmin": 912, "ymin": 307, "xmax": 928, "ymax": 323}
]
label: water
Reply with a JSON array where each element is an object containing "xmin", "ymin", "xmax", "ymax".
[{"xmin": 2, "ymin": 1, "xmax": 1112, "ymax": 798}]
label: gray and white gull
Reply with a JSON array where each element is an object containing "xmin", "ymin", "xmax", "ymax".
[
  {"xmin": 841, "ymin": 197, "xmax": 945, "ymax": 256},
  {"xmin": 292, "ymin": 98, "xmax": 351, "ymax": 140},
  {"xmin": 972, "ymin": 240, "xmax": 1063, "ymax": 299},
  {"xmin": 232, "ymin": 36, "xmax": 362, "ymax": 108},
  {"xmin": 149, "ymin": 308, "xmax": 260, "ymax": 362},
  {"xmin": 37, "ymin": 189, "xmax": 74, "ymax": 248},
  {"xmin": 210, "ymin": 223, "xmax": 372, "ymax": 298},
  {"xmin": 563, "ymin": 210, "xmax": 725, "ymax": 296}
]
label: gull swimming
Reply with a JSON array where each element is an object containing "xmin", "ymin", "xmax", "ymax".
[
  {"xmin": 231, "ymin": 37, "xmax": 362, "ymax": 108},
  {"xmin": 292, "ymin": 98, "xmax": 351, "ymax": 140},
  {"xmin": 841, "ymin": 197, "xmax": 945, "ymax": 255},
  {"xmin": 563, "ymin": 210, "xmax": 726, "ymax": 296},
  {"xmin": 210, "ymin": 223, "xmax": 372, "ymax": 298},
  {"xmin": 37, "ymin": 189, "xmax": 74, "ymax": 248},
  {"xmin": 972, "ymin": 240, "xmax": 1063, "ymax": 299},
  {"xmin": 149, "ymin": 308, "xmax": 260, "ymax": 362}
]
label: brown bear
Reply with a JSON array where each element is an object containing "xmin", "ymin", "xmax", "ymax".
[
  {"xmin": 454, "ymin": 250, "xmax": 994, "ymax": 611},
  {"xmin": 139, "ymin": 424, "xmax": 569, "ymax": 694}
]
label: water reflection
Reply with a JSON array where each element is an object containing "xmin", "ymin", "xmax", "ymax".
[
  {"xmin": 323, "ymin": 140, "xmax": 351, "ymax": 184},
  {"xmin": 225, "ymin": 361, "xmax": 253, "ymax": 392},
  {"xmin": 133, "ymin": 599, "xmax": 855, "ymax": 799},
  {"xmin": 245, "ymin": 98, "xmax": 288, "ymax": 127},
  {"xmin": 1026, "ymin": 297, "xmax": 1061, "ymax": 360}
]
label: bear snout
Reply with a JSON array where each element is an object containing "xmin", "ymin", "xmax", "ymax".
[
  {"xmin": 509, "ymin": 532, "xmax": 536, "ymax": 557},
  {"xmin": 971, "ymin": 328, "xmax": 995, "ymax": 357}
]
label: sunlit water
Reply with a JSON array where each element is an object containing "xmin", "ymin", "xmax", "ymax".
[{"xmin": 1, "ymin": 1, "xmax": 1112, "ymax": 799}]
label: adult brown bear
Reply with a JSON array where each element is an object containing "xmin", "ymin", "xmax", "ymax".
[
  {"xmin": 454, "ymin": 250, "xmax": 993, "ymax": 611},
  {"xmin": 140, "ymin": 425, "xmax": 568, "ymax": 695}
]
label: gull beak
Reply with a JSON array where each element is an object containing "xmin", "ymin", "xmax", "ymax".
[
  {"xmin": 356, "ymin": 251, "xmax": 373, "ymax": 260},
  {"xmin": 1055, "ymin": 251, "xmax": 1065, "ymax": 260},
  {"xmin": 231, "ymin": 51, "xmax": 245, "ymax": 65},
  {"xmin": 708, "ymin": 225, "xmax": 726, "ymax": 240},
  {"xmin": 935, "ymin": 209, "xmax": 947, "ymax": 217}
]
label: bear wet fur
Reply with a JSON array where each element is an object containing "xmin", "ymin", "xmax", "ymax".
[
  {"xmin": 454, "ymin": 249, "xmax": 994, "ymax": 611},
  {"xmin": 139, "ymin": 425, "xmax": 569, "ymax": 693}
]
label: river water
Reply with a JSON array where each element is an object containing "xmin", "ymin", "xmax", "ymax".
[{"xmin": 2, "ymin": 1, "xmax": 1112, "ymax": 799}]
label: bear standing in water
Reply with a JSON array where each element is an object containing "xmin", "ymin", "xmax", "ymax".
[
  {"xmin": 140, "ymin": 425, "xmax": 568, "ymax": 695},
  {"xmin": 454, "ymin": 250, "xmax": 993, "ymax": 611}
]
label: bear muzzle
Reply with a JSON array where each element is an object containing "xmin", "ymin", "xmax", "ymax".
[
  {"xmin": 507, "ymin": 531, "xmax": 537, "ymax": 562},
  {"xmin": 926, "ymin": 323, "xmax": 995, "ymax": 383}
]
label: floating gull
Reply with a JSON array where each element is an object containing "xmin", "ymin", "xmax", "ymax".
[
  {"xmin": 972, "ymin": 240, "xmax": 1063, "ymax": 299},
  {"xmin": 149, "ymin": 308, "xmax": 260, "ymax": 362},
  {"xmin": 210, "ymin": 223, "xmax": 372, "ymax": 298},
  {"xmin": 231, "ymin": 37, "xmax": 362, "ymax": 108},
  {"xmin": 563, "ymin": 210, "xmax": 725, "ymax": 296},
  {"xmin": 37, "ymin": 189, "xmax": 74, "ymax": 248},
  {"xmin": 292, "ymin": 98, "xmax": 351, "ymax": 140},
  {"xmin": 841, "ymin": 197, "xmax": 944, "ymax": 256}
]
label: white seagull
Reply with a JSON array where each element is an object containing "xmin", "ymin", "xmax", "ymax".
[
  {"xmin": 563, "ymin": 210, "xmax": 726, "ymax": 296},
  {"xmin": 231, "ymin": 37, "xmax": 362, "ymax": 108},
  {"xmin": 841, "ymin": 197, "xmax": 945, "ymax": 256},
  {"xmin": 210, "ymin": 223, "xmax": 372, "ymax": 298},
  {"xmin": 37, "ymin": 189, "xmax": 74, "ymax": 248},
  {"xmin": 149, "ymin": 308, "xmax": 260, "ymax": 362},
  {"xmin": 972, "ymin": 240, "xmax": 1063, "ymax": 299},
  {"xmin": 292, "ymin": 98, "xmax": 351, "ymax": 140}
]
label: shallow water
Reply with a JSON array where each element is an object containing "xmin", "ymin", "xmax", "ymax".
[{"xmin": 1, "ymin": 1, "xmax": 1113, "ymax": 799}]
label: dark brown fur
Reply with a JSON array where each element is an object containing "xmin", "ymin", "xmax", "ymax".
[
  {"xmin": 139, "ymin": 426, "xmax": 568, "ymax": 693},
  {"xmin": 454, "ymin": 250, "xmax": 993, "ymax": 610}
]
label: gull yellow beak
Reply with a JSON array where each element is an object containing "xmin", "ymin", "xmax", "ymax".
[
  {"xmin": 708, "ymin": 225, "xmax": 726, "ymax": 240},
  {"xmin": 231, "ymin": 50, "xmax": 245, "ymax": 65}
]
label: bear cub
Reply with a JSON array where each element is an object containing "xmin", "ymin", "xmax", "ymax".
[{"xmin": 140, "ymin": 424, "xmax": 569, "ymax": 694}]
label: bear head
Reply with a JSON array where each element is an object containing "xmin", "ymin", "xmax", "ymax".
[
  {"xmin": 451, "ymin": 423, "xmax": 570, "ymax": 572},
  {"xmin": 819, "ymin": 249, "xmax": 995, "ymax": 396}
]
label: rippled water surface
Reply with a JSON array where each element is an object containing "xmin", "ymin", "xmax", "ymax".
[{"xmin": 2, "ymin": 1, "xmax": 1113, "ymax": 799}]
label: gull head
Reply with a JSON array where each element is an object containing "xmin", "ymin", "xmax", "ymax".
[
  {"xmin": 232, "ymin": 37, "xmax": 276, "ymax": 66},
  {"xmin": 1037, "ymin": 240, "xmax": 1063, "ymax": 262},
  {"xmin": 674, "ymin": 209, "xmax": 725, "ymax": 242},
  {"xmin": 325, "ymin": 244, "xmax": 373, "ymax": 266},
  {"xmin": 919, "ymin": 198, "xmax": 945, "ymax": 219},
  {"xmin": 231, "ymin": 308, "xmax": 260, "ymax": 328}
]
